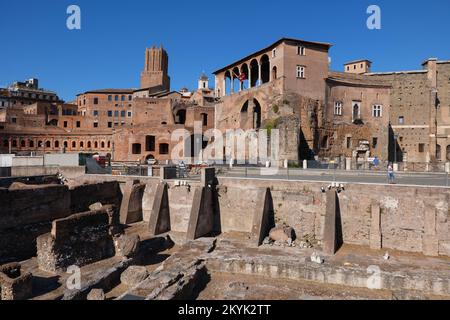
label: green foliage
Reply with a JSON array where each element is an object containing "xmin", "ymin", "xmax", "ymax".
[
  {"xmin": 272, "ymin": 104, "xmax": 279, "ymax": 114},
  {"xmin": 264, "ymin": 118, "xmax": 280, "ymax": 136}
]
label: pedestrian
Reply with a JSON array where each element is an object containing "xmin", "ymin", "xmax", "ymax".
[{"xmin": 388, "ymin": 163, "xmax": 395, "ymax": 184}]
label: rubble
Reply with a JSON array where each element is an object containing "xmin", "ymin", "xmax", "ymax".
[
  {"xmin": 120, "ymin": 266, "xmax": 149, "ymax": 287},
  {"xmin": 87, "ymin": 289, "xmax": 106, "ymax": 301}
]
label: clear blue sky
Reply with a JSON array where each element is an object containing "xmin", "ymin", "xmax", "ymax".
[{"xmin": 1, "ymin": 0, "xmax": 449, "ymax": 101}]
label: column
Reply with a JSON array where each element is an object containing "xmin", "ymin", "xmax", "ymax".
[
  {"xmin": 258, "ymin": 63, "xmax": 262, "ymax": 86},
  {"xmin": 222, "ymin": 78, "xmax": 226, "ymax": 97},
  {"xmin": 230, "ymin": 72, "xmax": 234, "ymax": 94},
  {"xmin": 248, "ymin": 65, "xmax": 252, "ymax": 89}
]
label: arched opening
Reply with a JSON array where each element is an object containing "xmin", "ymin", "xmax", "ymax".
[
  {"xmin": 3, "ymin": 140, "xmax": 8, "ymax": 147},
  {"xmin": 29, "ymin": 140, "xmax": 34, "ymax": 148},
  {"xmin": 250, "ymin": 59, "xmax": 259, "ymax": 87},
  {"xmin": 20, "ymin": 140, "xmax": 26, "ymax": 148},
  {"xmin": 12, "ymin": 140, "xmax": 17, "ymax": 148},
  {"xmin": 145, "ymin": 154, "xmax": 155, "ymax": 160},
  {"xmin": 38, "ymin": 141, "xmax": 43, "ymax": 148},
  {"xmin": 240, "ymin": 101, "xmax": 249, "ymax": 128},
  {"xmin": 107, "ymin": 141, "xmax": 111, "ymax": 148},
  {"xmin": 446, "ymin": 146, "xmax": 450, "ymax": 161},
  {"xmin": 436, "ymin": 144, "xmax": 442, "ymax": 161},
  {"xmin": 352, "ymin": 102, "xmax": 361, "ymax": 123},
  {"xmin": 72, "ymin": 141, "xmax": 76, "ymax": 149},
  {"xmin": 101, "ymin": 141, "xmax": 105, "ymax": 149},
  {"xmin": 232, "ymin": 67, "xmax": 241, "ymax": 92},
  {"xmin": 272, "ymin": 66, "xmax": 278, "ymax": 80},
  {"xmin": 55, "ymin": 141, "xmax": 60, "ymax": 148},
  {"xmin": 64, "ymin": 141, "xmax": 68, "ymax": 148},
  {"xmin": 224, "ymin": 71, "xmax": 232, "ymax": 95},
  {"xmin": 95, "ymin": 141, "xmax": 98, "ymax": 149},
  {"xmin": 87, "ymin": 141, "xmax": 92, "ymax": 148},
  {"xmin": 260, "ymin": 54, "xmax": 270, "ymax": 84},
  {"xmin": 80, "ymin": 141, "xmax": 84, "ymax": 149},
  {"xmin": 240, "ymin": 63, "xmax": 249, "ymax": 90},
  {"xmin": 252, "ymin": 99, "xmax": 262, "ymax": 129},
  {"xmin": 175, "ymin": 109, "xmax": 186, "ymax": 125}
]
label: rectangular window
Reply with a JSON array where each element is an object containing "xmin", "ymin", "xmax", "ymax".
[
  {"xmin": 93, "ymin": 110, "xmax": 99, "ymax": 116},
  {"xmin": 128, "ymin": 112, "xmax": 132, "ymax": 117},
  {"xmin": 108, "ymin": 122, "xmax": 112, "ymax": 128},
  {"xmin": 93, "ymin": 122, "xmax": 98, "ymax": 128},
  {"xmin": 108, "ymin": 110, "xmax": 113, "ymax": 117},
  {"xmin": 108, "ymin": 95, "xmax": 112, "ymax": 101},
  {"xmin": 121, "ymin": 95, "xmax": 126, "ymax": 101},
  {"xmin": 372, "ymin": 105, "xmax": 382, "ymax": 118},
  {"xmin": 419, "ymin": 143, "xmax": 425, "ymax": 153},
  {"xmin": 334, "ymin": 102, "xmax": 343, "ymax": 116},
  {"xmin": 159, "ymin": 143, "xmax": 169, "ymax": 155},
  {"xmin": 146, "ymin": 135, "xmax": 156, "ymax": 152},
  {"xmin": 64, "ymin": 121, "xmax": 68, "ymax": 128},
  {"xmin": 398, "ymin": 116, "xmax": 405, "ymax": 125},
  {"xmin": 296, "ymin": 65, "xmax": 306, "ymax": 79},
  {"xmin": 93, "ymin": 97, "xmax": 99, "ymax": 105},
  {"xmin": 128, "ymin": 95, "xmax": 133, "ymax": 101},
  {"xmin": 132, "ymin": 143, "xmax": 142, "ymax": 155},
  {"xmin": 121, "ymin": 110, "xmax": 126, "ymax": 117},
  {"xmin": 297, "ymin": 46, "xmax": 306, "ymax": 56},
  {"xmin": 346, "ymin": 137, "xmax": 352, "ymax": 149},
  {"xmin": 372, "ymin": 137, "xmax": 378, "ymax": 148},
  {"xmin": 76, "ymin": 121, "xmax": 81, "ymax": 128},
  {"xmin": 11, "ymin": 117, "xmax": 17, "ymax": 123},
  {"xmin": 114, "ymin": 110, "xmax": 119, "ymax": 117},
  {"xmin": 114, "ymin": 95, "xmax": 119, "ymax": 101}
]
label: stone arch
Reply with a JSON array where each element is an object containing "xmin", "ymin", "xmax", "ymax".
[
  {"xmin": 436, "ymin": 144, "xmax": 442, "ymax": 161},
  {"xmin": 232, "ymin": 66, "xmax": 241, "ymax": 92},
  {"xmin": 252, "ymin": 98, "xmax": 262, "ymax": 129},
  {"xmin": 260, "ymin": 54, "xmax": 270, "ymax": 84},
  {"xmin": 240, "ymin": 100, "xmax": 249, "ymax": 128},
  {"xmin": 224, "ymin": 70, "xmax": 232, "ymax": 95},
  {"xmin": 240, "ymin": 63, "xmax": 249, "ymax": 90},
  {"xmin": 250, "ymin": 59, "xmax": 259, "ymax": 87},
  {"xmin": 272, "ymin": 66, "xmax": 278, "ymax": 80}
]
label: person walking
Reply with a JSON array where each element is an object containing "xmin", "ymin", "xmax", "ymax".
[{"xmin": 387, "ymin": 163, "xmax": 395, "ymax": 184}]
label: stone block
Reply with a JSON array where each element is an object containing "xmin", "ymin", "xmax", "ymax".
[{"xmin": 149, "ymin": 183, "xmax": 171, "ymax": 236}]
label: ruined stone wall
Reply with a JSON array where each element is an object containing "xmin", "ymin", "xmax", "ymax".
[
  {"xmin": 69, "ymin": 181, "xmax": 122, "ymax": 214},
  {"xmin": 217, "ymin": 177, "xmax": 450, "ymax": 257}
]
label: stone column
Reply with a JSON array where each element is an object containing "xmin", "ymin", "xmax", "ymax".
[
  {"xmin": 248, "ymin": 65, "xmax": 252, "ymax": 89},
  {"xmin": 258, "ymin": 63, "xmax": 262, "ymax": 86},
  {"xmin": 230, "ymin": 72, "xmax": 234, "ymax": 94},
  {"xmin": 323, "ymin": 190, "xmax": 338, "ymax": 255}
]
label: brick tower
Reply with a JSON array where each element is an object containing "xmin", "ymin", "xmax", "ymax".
[{"xmin": 140, "ymin": 45, "xmax": 170, "ymax": 91}]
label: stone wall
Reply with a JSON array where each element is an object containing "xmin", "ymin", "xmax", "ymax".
[
  {"xmin": 69, "ymin": 181, "xmax": 122, "ymax": 214},
  {"xmin": 217, "ymin": 177, "xmax": 450, "ymax": 257}
]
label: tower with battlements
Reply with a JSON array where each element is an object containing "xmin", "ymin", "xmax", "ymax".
[{"xmin": 140, "ymin": 45, "xmax": 170, "ymax": 91}]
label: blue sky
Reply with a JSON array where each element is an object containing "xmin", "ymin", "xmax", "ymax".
[{"xmin": 1, "ymin": 0, "xmax": 449, "ymax": 101}]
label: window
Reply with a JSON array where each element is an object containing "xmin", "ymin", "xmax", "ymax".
[
  {"xmin": 114, "ymin": 111, "xmax": 119, "ymax": 117},
  {"xmin": 76, "ymin": 121, "xmax": 81, "ymax": 128},
  {"xmin": 398, "ymin": 116, "xmax": 405, "ymax": 125},
  {"xmin": 128, "ymin": 112, "xmax": 132, "ymax": 117},
  {"xmin": 146, "ymin": 136, "xmax": 156, "ymax": 152},
  {"xmin": 93, "ymin": 122, "xmax": 98, "ymax": 128},
  {"xmin": 201, "ymin": 113, "xmax": 208, "ymax": 126},
  {"xmin": 372, "ymin": 105, "xmax": 382, "ymax": 118},
  {"xmin": 93, "ymin": 97, "xmax": 99, "ymax": 105},
  {"xmin": 346, "ymin": 137, "xmax": 352, "ymax": 149},
  {"xmin": 121, "ymin": 110, "xmax": 126, "ymax": 117},
  {"xmin": 372, "ymin": 137, "xmax": 378, "ymax": 148},
  {"xmin": 12, "ymin": 140, "xmax": 17, "ymax": 148},
  {"xmin": 64, "ymin": 121, "xmax": 68, "ymax": 128},
  {"xmin": 108, "ymin": 110, "xmax": 113, "ymax": 117},
  {"xmin": 132, "ymin": 143, "xmax": 142, "ymax": 155},
  {"xmin": 419, "ymin": 143, "xmax": 425, "ymax": 153},
  {"xmin": 128, "ymin": 95, "xmax": 133, "ymax": 101},
  {"xmin": 93, "ymin": 110, "xmax": 99, "ymax": 116},
  {"xmin": 334, "ymin": 102, "xmax": 343, "ymax": 116},
  {"xmin": 64, "ymin": 141, "xmax": 68, "ymax": 148},
  {"xmin": 159, "ymin": 143, "xmax": 169, "ymax": 155},
  {"xmin": 55, "ymin": 141, "xmax": 60, "ymax": 148},
  {"xmin": 108, "ymin": 95, "xmax": 112, "ymax": 101},
  {"xmin": 87, "ymin": 141, "xmax": 92, "ymax": 148},
  {"xmin": 80, "ymin": 141, "xmax": 84, "ymax": 148},
  {"xmin": 114, "ymin": 95, "xmax": 119, "ymax": 101},
  {"xmin": 296, "ymin": 66, "xmax": 306, "ymax": 78},
  {"xmin": 108, "ymin": 122, "xmax": 112, "ymax": 128},
  {"xmin": 72, "ymin": 141, "xmax": 76, "ymax": 148},
  {"xmin": 121, "ymin": 95, "xmax": 126, "ymax": 101},
  {"xmin": 11, "ymin": 117, "xmax": 17, "ymax": 123},
  {"xmin": 297, "ymin": 46, "xmax": 306, "ymax": 56},
  {"xmin": 20, "ymin": 140, "xmax": 26, "ymax": 148},
  {"xmin": 272, "ymin": 48, "xmax": 277, "ymax": 58}
]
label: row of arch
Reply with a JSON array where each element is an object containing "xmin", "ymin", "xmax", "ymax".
[
  {"xmin": 3, "ymin": 138, "xmax": 112, "ymax": 150},
  {"xmin": 435, "ymin": 145, "xmax": 450, "ymax": 161},
  {"xmin": 222, "ymin": 54, "xmax": 277, "ymax": 96}
]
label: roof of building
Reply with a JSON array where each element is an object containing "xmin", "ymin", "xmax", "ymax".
[
  {"xmin": 327, "ymin": 71, "xmax": 391, "ymax": 87},
  {"xmin": 344, "ymin": 59, "xmax": 373, "ymax": 65},
  {"xmin": 77, "ymin": 88, "xmax": 135, "ymax": 96},
  {"xmin": 213, "ymin": 37, "xmax": 332, "ymax": 74}
]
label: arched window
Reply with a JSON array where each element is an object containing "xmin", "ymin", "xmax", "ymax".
[
  {"xmin": 101, "ymin": 141, "xmax": 105, "ymax": 148},
  {"xmin": 72, "ymin": 141, "xmax": 76, "ymax": 148},
  {"xmin": 46, "ymin": 141, "xmax": 51, "ymax": 148},
  {"xmin": 38, "ymin": 141, "xmax": 43, "ymax": 148},
  {"xmin": 252, "ymin": 99, "xmax": 262, "ymax": 129},
  {"xmin": 436, "ymin": 144, "xmax": 442, "ymax": 161},
  {"xmin": 29, "ymin": 140, "xmax": 34, "ymax": 148},
  {"xmin": 201, "ymin": 113, "xmax": 208, "ymax": 126},
  {"xmin": 55, "ymin": 141, "xmax": 60, "ymax": 148},
  {"xmin": 224, "ymin": 71, "xmax": 232, "ymax": 95},
  {"xmin": 12, "ymin": 140, "xmax": 17, "ymax": 148},
  {"xmin": 240, "ymin": 101, "xmax": 249, "ymax": 128},
  {"xmin": 80, "ymin": 141, "xmax": 84, "ymax": 148},
  {"xmin": 87, "ymin": 141, "xmax": 92, "ymax": 148},
  {"xmin": 250, "ymin": 59, "xmax": 259, "ymax": 87},
  {"xmin": 64, "ymin": 141, "xmax": 68, "ymax": 148},
  {"xmin": 272, "ymin": 66, "xmax": 278, "ymax": 80},
  {"xmin": 107, "ymin": 141, "xmax": 111, "ymax": 148},
  {"xmin": 95, "ymin": 141, "xmax": 98, "ymax": 148},
  {"xmin": 3, "ymin": 140, "xmax": 8, "ymax": 147},
  {"xmin": 21, "ymin": 140, "xmax": 26, "ymax": 148}
]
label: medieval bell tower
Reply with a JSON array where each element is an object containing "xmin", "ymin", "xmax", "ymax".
[{"xmin": 140, "ymin": 45, "xmax": 171, "ymax": 91}]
